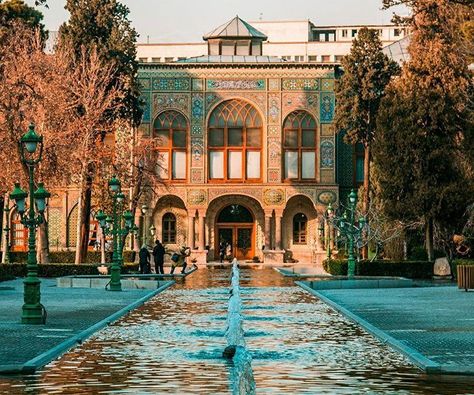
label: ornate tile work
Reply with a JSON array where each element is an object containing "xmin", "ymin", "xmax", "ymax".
[
  {"xmin": 321, "ymin": 78, "xmax": 335, "ymax": 92},
  {"xmin": 286, "ymin": 188, "xmax": 316, "ymax": 205},
  {"xmin": 191, "ymin": 169, "xmax": 204, "ymax": 184},
  {"xmin": 268, "ymin": 125, "xmax": 280, "ymax": 137},
  {"xmin": 205, "ymin": 92, "xmax": 266, "ymax": 116},
  {"xmin": 282, "ymin": 93, "xmax": 319, "ymax": 119},
  {"xmin": 152, "ymin": 77, "xmax": 190, "ymax": 91},
  {"xmin": 282, "ymin": 79, "xmax": 319, "ymax": 91},
  {"xmin": 268, "ymin": 93, "xmax": 280, "ymax": 124},
  {"xmin": 321, "ymin": 124, "xmax": 335, "ymax": 137},
  {"xmin": 320, "ymin": 169, "xmax": 336, "ymax": 184},
  {"xmin": 263, "ymin": 189, "xmax": 285, "ymax": 206},
  {"xmin": 320, "ymin": 139, "xmax": 335, "ymax": 169},
  {"xmin": 192, "ymin": 78, "xmax": 204, "ymax": 91},
  {"xmin": 192, "ymin": 124, "xmax": 203, "ymax": 135},
  {"xmin": 317, "ymin": 190, "xmax": 337, "ymax": 204},
  {"xmin": 139, "ymin": 78, "xmax": 151, "ymax": 90},
  {"xmin": 153, "ymin": 93, "xmax": 189, "ymax": 116},
  {"xmin": 206, "ymin": 93, "xmax": 219, "ymax": 110},
  {"xmin": 207, "ymin": 79, "xmax": 266, "ymax": 90},
  {"xmin": 268, "ymin": 169, "xmax": 281, "ymax": 183},
  {"xmin": 187, "ymin": 189, "xmax": 207, "ymax": 206},
  {"xmin": 192, "ymin": 93, "xmax": 204, "ymax": 121},
  {"xmin": 269, "ymin": 78, "xmax": 280, "ymax": 91},
  {"xmin": 268, "ymin": 138, "xmax": 281, "ymax": 168},
  {"xmin": 208, "ymin": 188, "xmax": 263, "ymax": 204},
  {"xmin": 320, "ymin": 92, "xmax": 335, "ymax": 123},
  {"xmin": 140, "ymin": 92, "xmax": 151, "ymax": 123},
  {"xmin": 191, "ymin": 137, "xmax": 204, "ymax": 167}
]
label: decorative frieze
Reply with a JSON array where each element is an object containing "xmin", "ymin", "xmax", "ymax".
[
  {"xmin": 317, "ymin": 190, "xmax": 337, "ymax": 205},
  {"xmin": 152, "ymin": 77, "xmax": 191, "ymax": 91},
  {"xmin": 282, "ymin": 93, "xmax": 319, "ymax": 119},
  {"xmin": 263, "ymin": 188, "xmax": 285, "ymax": 206},
  {"xmin": 320, "ymin": 92, "xmax": 335, "ymax": 123},
  {"xmin": 268, "ymin": 169, "xmax": 281, "ymax": 183},
  {"xmin": 191, "ymin": 169, "xmax": 204, "ymax": 184},
  {"xmin": 191, "ymin": 138, "xmax": 204, "ymax": 167},
  {"xmin": 206, "ymin": 79, "xmax": 266, "ymax": 91},
  {"xmin": 286, "ymin": 188, "xmax": 316, "ymax": 205},
  {"xmin": 282, "ymin": 78, "xmax": 319, "ymax": 91},
  {"xmin": 321, "ymin": 78, "xmax": 335, "ymax": 91},
  {"xmin": 268, "ymin": 78, "xmax": 280, "ymax": 91},
  {"xmin": 153, "ymin": 93, "xmax": 189, "ymax": 116},
  {"xmin": 320, "ymin": 139, "xmax": 335, "ymax": 169},
  {"xmin": 267, "ymin": 137, "xmax": 281, "ymax": 168},
  {"xmin": 208, "ymin": 187, "xmax": 263, "ymax": 204},
  {"xmin": 192, "ymin": 78, "xmax": 204, "ymax": 91},
  {"xmin": 268, "ymin": 93, "xmax": 280, "ymax": 124},
  {"xmin": 187, "ymin": 189, "xmax": 207, "ymax": 206},
  {"xmin": 205, "ymin": 92, "xmax": 266, "ymax": 116}
]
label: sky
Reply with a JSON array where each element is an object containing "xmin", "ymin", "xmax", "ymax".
[{"xmin": 27, "ymin": 0, "xmax": 408, "ymax": 43}]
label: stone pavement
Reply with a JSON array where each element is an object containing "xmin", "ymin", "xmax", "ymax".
[
  {"xmin": 0, "ymin": 278, "xmax": 172, "ymax": 374},
  {"xmin": 301, "ymin": 285, "xmax": 474, "ymax": 375}
]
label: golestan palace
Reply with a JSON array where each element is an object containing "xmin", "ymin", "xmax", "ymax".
[{"xmin": 7, "ymin": 17, "xmax": 368, "ymax": 265}]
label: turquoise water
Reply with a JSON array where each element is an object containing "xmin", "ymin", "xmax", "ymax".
[{"xmin": 1, "ymin": 268, "xmax": 474, "ymax": 394}]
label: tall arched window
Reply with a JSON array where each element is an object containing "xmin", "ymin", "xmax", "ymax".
[
  {"xmin": 208, "ymin": 99, "xmax": 262, "ymax": 182},
  {"xmin": 293, "ymin": 213, "xmax": 307, "ymax": 244},
  {"xmin": 283, "ymin": 111, "xmax": 317, "ymax": 180},
  {"xmin": 162, "ymin": 213, "xmax": 177, "ymax": 243},
  {"xmin": 153, "ymin": 110, "xmax": 188, "ymax": 181}
]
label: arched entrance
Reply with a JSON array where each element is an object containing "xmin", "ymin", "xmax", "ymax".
[{"xmin": 216, "ymin": 204, "xmax": 254, "ymax": 260}]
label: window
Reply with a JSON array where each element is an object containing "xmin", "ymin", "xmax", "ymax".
[
  {"xmin": 151, "ymin": 57, "xmax": 161, "ymax": 63},
  {"xmin": 342, "ymin": 29, "xmax": 348, "ymax": 38},
  {"xmin": 138, "ymin": 57, "xmax": 148, "ymax": 63},
  {"xmin": 352, "ymin": 29, "xmax": 358, "ymax": 37},
  {"xmin": 164, "ymin": 57, "xmax": 174, "ymax": 62},
  {"xmin": 208, "ymin": 99, "xmax": 262, "ymax": 182},
  {"xmin": 294, "ymin": 55, "xmax": 305, "ymax": 62},
  {"xmin": 335, "ymin": 55, "xmax": 343, "ymax": 63},
  {"xmin": 293, "ymin": 213, "xmax": 307, "ymax": 244},
  {"xmin": 281, "ymin": 55, "xmax": 291, "ymax": 61},
  {"xmin": 319, "ymin": 33, "xmax": 327, "ymax": 42},
  {"xmin": 162, "ymin": 213, "xmax": 176, "ymax": 243},
  {"xmin": 283, "ymin": 111, "xmax": 317, "ymax": 181},
  {"xmin": 153, "ymin": 110, "xmax": 188, "ymax": 181},
  {"xmin": 321, "ymin": 55, "xmax": 331, "ymax": 63},
  {"xmin": 308, "ymin": 55, "xmax": 317, "ymax": 62},
  {"xmin": 394, "ymin": 28, "xmax": 401, "ymax": 37},
  {"xmin": 354, "ymin": 143, "xmax": 365, "ymax": 186}
]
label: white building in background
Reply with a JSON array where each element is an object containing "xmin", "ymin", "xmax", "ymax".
[{"xmin": 137, "ymin": 19, "xmax": 408, "ymax": 64}]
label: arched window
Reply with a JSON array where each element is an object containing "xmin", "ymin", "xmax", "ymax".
[
  {"xmin": 293, "ymin": 213, "xmax": 307, "ymax": 244},
  {"xmin": 153, "ymin": 110, "xmax": 188, "ymax": 181},
  {"xmin": 162, "ymin": 213, "xmax": 177, "ymax": 243},
  {"xmin": 208, "ymin": 99, "xmax": 262, "ymax": 182},
  {"xmin": 283, "ymin": 111, "xmax": 317, "ymax": 180}
]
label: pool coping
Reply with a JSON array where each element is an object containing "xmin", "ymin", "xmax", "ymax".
[
  {"xmin": 0, "ymin": 280, "xmax": 175, "ymax": 375},
  {"xmin": 296, "ymin": 281, "xmax": 474, "ymax": 376}
]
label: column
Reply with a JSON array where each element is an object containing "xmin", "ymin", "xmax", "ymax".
[
  {"xmin": 275, "ymin": 211, "xmax": 283, "ymax": 250},
  {"xmin": 264, "ymin": 211, "xmax": 272, "ymax": 250},
  {"xmin": 187, "ymin": 215, "xmax": 195, "ymax": 249},
  {"xmin": 198, "ymin": 210, "xmax": 206, "ymax": 250}
]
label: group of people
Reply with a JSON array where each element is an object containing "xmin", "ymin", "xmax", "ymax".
[
  {"xmin": 139, "ymin": 240, "xmax": 191, "ymax": 275},
  {"xmin": 218, "ymin": 241, "xmax": 232, "ymax": 263}
]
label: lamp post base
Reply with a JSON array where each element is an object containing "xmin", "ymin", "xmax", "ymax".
[
  {"xmin": 108, "ymin": 265, "xmax": 122, "ymax": 291},
  {"xmin": 21, "ymin": 305, "xmax": 45, "ymax": 324},
  {"xmin": 22, "ymin": 277, "xmax": 45, "ymax": 324}
]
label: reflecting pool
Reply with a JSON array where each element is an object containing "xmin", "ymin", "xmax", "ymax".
[{"xmin": 1, "ymin": 268, "xmax": 473, "ymax": 394}]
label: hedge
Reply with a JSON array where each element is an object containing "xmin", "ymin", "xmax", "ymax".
[
  {"xmin": 323, "ymin": 259, "xmax": 433, "ymax": 279},
  {"xmin": 0, "ymin": 262, "xmax": 139, "ymax": 278},
  {"xmin": 1, "ymin": 250, "xmax": 135, "ymax": 264}
]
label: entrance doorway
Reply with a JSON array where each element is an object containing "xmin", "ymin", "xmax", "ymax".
[{"xmin": 216, "ymin": 205, "xmax": 254, "ymax": 260}]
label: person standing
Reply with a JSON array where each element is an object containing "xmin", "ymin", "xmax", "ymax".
[
  {"xmin": 153, "ymin": 240, "xmax": 166, "ymax": 274},
  {"xmin": 139, "ymin": 245, "xmax": 151, "ymax": 274}
]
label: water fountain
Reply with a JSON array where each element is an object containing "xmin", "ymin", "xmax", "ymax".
[{"xmin": 224, "ymin": 258, "xmax": 256, "ymax": 395}]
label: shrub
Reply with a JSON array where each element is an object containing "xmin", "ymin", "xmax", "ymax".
[
  {"xmin": 323, "ymin": 259, "xmax": 433, "ymax": 279},
  {"xmin": 2, "ymin": 250, "xmax": 135, "ymax": 264}
]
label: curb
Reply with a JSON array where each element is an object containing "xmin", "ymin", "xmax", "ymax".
[
  {"xmin": 0, "ymin": 281, "xmax": 175, "ymax": 375},
  {"xmin": 296, "ymin": 281, "xmax": 443, "ymax": 374}
]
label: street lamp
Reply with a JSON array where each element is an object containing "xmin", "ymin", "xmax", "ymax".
[
  {"xmin": 141, "ymin": 204, "xmax": 148, "ymax": 246},
  {"xmin": 9, "ymin": 124, "xmax": 50, "ymax": 324},
  {"xmin": 96, "ymin": 176, "xmax": 137, "ymax": 292},
  {"xmin": 325, "ymin": 203, "xmax": 334, "ymax": 260},
  {"xmin": 326, "ymin": 189, "xmax": 366, "ymax": 278}
]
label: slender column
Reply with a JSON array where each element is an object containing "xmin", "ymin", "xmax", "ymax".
[
  {"xmin": 275, "ymin": 211, "xmax": 283, "ymax": 250},
  {"xmin": 187, "ymin": 215, "xmax": 195, "ymax": 249},
  {"xmin": 198, "ymin": 211, "xmax": 206, "ymax": 250},
  {"xmin": 264, "ymin": 211, "xmax": 272, "ymax": 250}
]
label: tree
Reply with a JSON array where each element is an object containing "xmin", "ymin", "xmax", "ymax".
[
  {"xmin": 58, "ymin": 0, "xmax": 142, "ymax": 264},
  {"xmin": 334, "ymin": 27, "xmax": 399, "ymax": 257},
  {"xmin": 374, "ymin": 0, "xmax": 474, "ymax": 261}
]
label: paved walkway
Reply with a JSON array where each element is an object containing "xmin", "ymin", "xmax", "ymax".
[
  {"xmin": 0, "ymin": 278, "xmax": 171, "ymax": 374},
  {"xmin": 301, "ymin": 285, "xmax": 474, "ymax": 375}
]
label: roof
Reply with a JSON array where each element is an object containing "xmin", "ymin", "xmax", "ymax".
[
  {"xmin": 203, "ymin": 16, "xmax": 268, "ymax": 41},
  {"xmin": 176, "ymin": 55, "xmax": 286, "ymax": 63}
]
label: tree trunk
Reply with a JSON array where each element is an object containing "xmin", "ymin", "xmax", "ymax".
[
  {"xmin": 75, "ymin": 164, "xmax": 94, "ymax": 264},
  {"xmin": 37, "ymin": 221, "xmax": 50, "ymax": 264},
  {"xmin": 361, "ymin": 144, "xmax": 371, "ymax": 259},
  {"xmin": 425, "ymin": 217, "xmax": 434, "ymax": 262}
]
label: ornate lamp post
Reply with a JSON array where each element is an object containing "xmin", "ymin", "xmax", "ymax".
[
  {"xmin": 9, "ymin": 124, "xmax": 50, "ymax": 324},
  {"xmin": 327, "ymin": 190, "xmax": 366, "ymax": 277},
  {"xmin": 95, "ymin": 176, "xmax": 137, "ymax": 292},
  {"xmin": 326, "ymin": 203, "xmax": 334, "ymax": 260},
  {"xmin": 141, "ymin": 204, "xmax": 148, "ymax": 246}
]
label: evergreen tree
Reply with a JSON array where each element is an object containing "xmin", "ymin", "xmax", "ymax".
[
  {"xmin": 374, "ymin": 0, "xmax": 474, "ymax": 261},
  {"xmin": 334, "ymin": 27, "xmax": 399, "ymax": 258},
  {"xmin": 58, "ymin": 0, "xmax": 142, "ymax": 264},
  {"xmin": 0, "ymin": 0, "xmax": 45, "ymax": 39}
]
